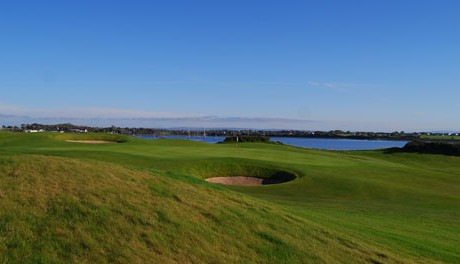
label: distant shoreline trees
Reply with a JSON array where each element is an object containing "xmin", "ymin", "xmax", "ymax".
[
  {"xmin": 3, "ymin": 123, "xmax": 459, "ymax": 143},
  {"xmin": 222, "ymin": 135, "xmax": 270, "ymax": 143}
]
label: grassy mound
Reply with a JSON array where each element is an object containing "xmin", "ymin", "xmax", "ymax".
[
  {"xmin": 0, "ymin": 155, "xmax": 399, "ymax": 263},
  {"xmin": 402, "ymin": 140, "xmax": 460, "ymax": 156}
]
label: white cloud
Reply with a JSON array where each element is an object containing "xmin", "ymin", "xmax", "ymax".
[
  {"xmin": 0, "ymin": 102, "xmax": 199, "ymax": 119},
  {"xmin": 1, "ymin": 102, "xmax": 452, "ymax": 132},
  {"xmin": 307, "ymin": 81, "xmax": 375, "ymax": 91},
  {"xmin": 0, "ymin": 102, "xmax": 318, "ymax": 129},
  {"xmin": 0, "ymin": 102, "xmax": 30, "ymax": 116}
]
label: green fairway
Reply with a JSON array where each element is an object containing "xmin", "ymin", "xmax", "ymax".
[
  {"xmin": 1, "ymin": 132, "xmax": 459, "ymax": 263},
  {"xmin": 420, "ymin": 134, "xmax": 460, "ymax": 141}
]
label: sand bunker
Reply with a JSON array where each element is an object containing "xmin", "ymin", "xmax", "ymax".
[
  {"xmin": 65, "ymin": 140, "xmax": 117, "ymax": 144},
  {"xmin": 205, "ymin": 176, "xmax": 292, "ymax": 186}
]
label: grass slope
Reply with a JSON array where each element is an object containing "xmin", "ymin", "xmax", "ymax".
[{"xmin": 0, "ymin": 132, "xmax": 459, "ymax": 263}]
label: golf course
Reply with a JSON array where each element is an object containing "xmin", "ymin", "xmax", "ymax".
[{"xmin": 0, "ymin": 132, "xmax": 459, "ymax": 263}]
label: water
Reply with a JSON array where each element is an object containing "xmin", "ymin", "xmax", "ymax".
[
  {"xmin": 135, "ymin": 135, "xmax": 408, "ymax": 150},
  {"xmin": 271, "ymin": 137, "xmax": 407, "ymax": 150}
]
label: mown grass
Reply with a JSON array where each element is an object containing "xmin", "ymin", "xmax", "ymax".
[
  {"xmin": 420, "ymin": 135, "xmax": 460, "ymax": 141},
  {"xmin": 0, "ymin": 132, "xmax": 459, "ymax": 263}
]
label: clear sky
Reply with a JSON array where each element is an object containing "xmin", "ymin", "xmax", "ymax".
[{"xmin": 1, "ymin": 0, "xmax": 459, "ymax": 131}]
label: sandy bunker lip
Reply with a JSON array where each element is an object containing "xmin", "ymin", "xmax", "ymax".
[
  {"xmin": 205, "ymin": 175, "xmax": 295, "ymax": 186},
  {"xmin": 65, "ymin": 140, "xmax": 117, "ymax": 144}
]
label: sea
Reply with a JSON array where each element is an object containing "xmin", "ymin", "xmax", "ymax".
[{"xmin": 135, "ymin": 135, "xmax": 408, "ymax": 151}]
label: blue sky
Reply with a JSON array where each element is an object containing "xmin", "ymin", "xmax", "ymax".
[{"xmin": 1, "ymin": 0, "xmax": 459, "ymax": 131}]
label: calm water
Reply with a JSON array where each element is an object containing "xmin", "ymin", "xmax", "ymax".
[{"xmin": 135, "ymin": 135, "xmax": 407, "ymax": 150}]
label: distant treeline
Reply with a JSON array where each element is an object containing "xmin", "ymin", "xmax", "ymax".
[
  {"xmin": 222, "ymin": 136, "xmax": 270, "ymax": 143},
  {"xmin": 2, "ymin": 123, "xmax": 459, "ymax": 142}
]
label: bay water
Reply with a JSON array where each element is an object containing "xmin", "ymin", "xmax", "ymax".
[{"xmin": 135, "ymin": 135, "xmax": 407, "ymax": 150}]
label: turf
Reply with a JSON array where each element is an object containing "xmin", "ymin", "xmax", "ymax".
[
  {"xmin": 420, "ymin": 134, "xmax": 460, "ymax": 141},
  {"xmin": 0, "ymin": 132, "xmax": 459, "ymax": 263}
]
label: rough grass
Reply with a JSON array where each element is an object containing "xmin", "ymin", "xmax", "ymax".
[
  {"xmin": 0, "ymin": 155, "xmax": 406, "ymax": 263},
  {"xmin": 0, "ymin": 132, "xmax": 459, "ymax": 263}
]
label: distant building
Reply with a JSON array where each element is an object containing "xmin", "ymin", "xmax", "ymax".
[
  {"xmin": 24, "ymin": 129, "xmax": 45, "ymax": 133},
  {"xmin": 69, "ymin": 129, "xmax": 88, "ymax": 133}
]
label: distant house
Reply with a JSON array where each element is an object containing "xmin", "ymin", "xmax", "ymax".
[
  {"xmin": 69, "ymin": 129, "xmax": 88, "ymax": 133},
  {"xmin": 24, "ymin": 129, "xmax": 45, "ymax": 133}
]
